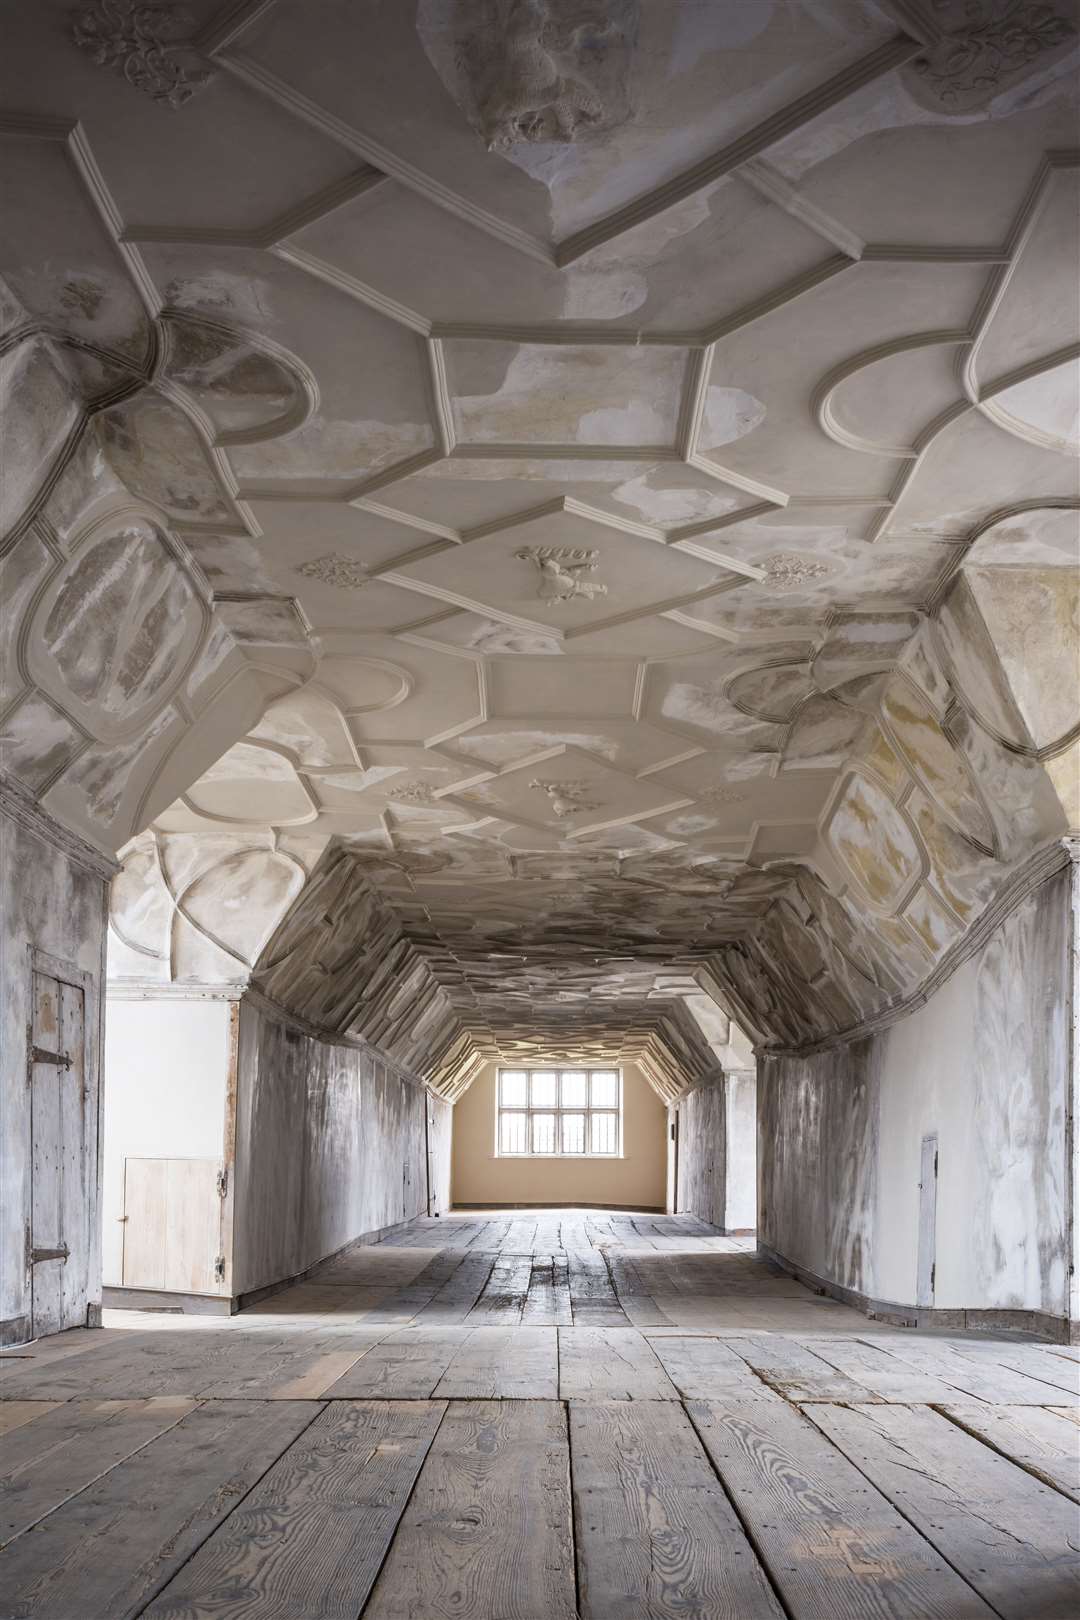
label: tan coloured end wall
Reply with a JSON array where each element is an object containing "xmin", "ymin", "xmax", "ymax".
[{"xmin": 451, "ymin": 1061, "xmax": 668, "ymax": 1209}]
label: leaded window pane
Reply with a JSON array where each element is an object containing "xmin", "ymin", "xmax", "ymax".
[
  {"xmin": 561, "ymin": 1071, "xmax": 587, "ymax": 1106},
  {"xmin": 591, "ymin": 1112, "xmax": 618, "ymax": 1154},
  {"xmin": 532, "ymin": 1113, "xmax": 557, "ymax": 1154},
  {"xmin": 591, "ymin": 1071, "xmax": 618, "ymax": 1107},
  {"xmin": 500, "ymin": 1111, "xmax": 528, "ymax": 1154},
  {"xmin": 530, "ymin": 1071, "xmax": 558, "ymax": 1106},
  {"xmin": 561, "ymin": 1113, "xmax": 585, "ymax": 1154},
  {"xmin": 500, "ymin": 1071, "xmax": 527, "ymax": 1106}
]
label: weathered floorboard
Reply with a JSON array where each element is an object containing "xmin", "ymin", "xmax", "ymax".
[
  {"xmin": 938, "ymin": 1403, "xmax": 1080, "ymax": 1502},
  {"xmin": 799, "ymin": 1339, "xmax": 959, "ymax": 1404},
  {"xmin": 0, "ymin": 1395, "xmax": 197, "ymax": 1547},
  {"xmin": 571, "ymin": 1400, "xmax": 786, "ymax": 1619},
  {"xmin": 363, "ymin": 1400, "xmax": 577, "ymax": 1619},
  {"xmin": 688, "ymin": 1398, "xmax": 996, "ymax": 1618},
  {"xmin": 806, "ymin": 1402, "xmax": 1080, "ymax": 1620},
  {"xmin": 465, "ymin": 1255, "xmax": 533, "ymax": 1324},
  {"xmin": 0, "ymin": 1399, "xmax": 317, "ymax": 1618},
  {"xmin": 559, "ymin": 1328, "xmax": 678, "ymax": 1401},
  {"xmin": 143, "ymin": 1401, "xmax": 445, "ymax": 1619},
  {"xmin": 728, "ymin": 1335, "xmax": 881, "ymax": 1403},
  {"xmin": 868, "ymin": 1337, "xmax": 1077, "ymax": 1405},
  {"xmin": 0, "ymin": 1401, "xmax": 62, "ymax": 1437},
  {"xmin": 434, "ymin": 1325, "xmax": 558, "ymax": 1398},
  {"xmin": 647, "ymin": 1336, "xmax": 784, "ymax": 1402},
  {"xmin": 324, "ymin": 1329, "xmax": 472, "ymax": 1398},
  {"xmin": 952, "ymin": 1343, "xmax": 1080, "ymax": 1399}
]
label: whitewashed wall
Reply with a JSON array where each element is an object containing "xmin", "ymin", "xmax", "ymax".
[
  {"xmin": 101, "ymin": 998, "xmax": 233, "ymax": 1286},
  {"xmin": 759, "ymin": 864, "xmax": 1073, "ymax": 1331},
  {"xmin": 724, "ymin": 1072, "xmax": 757, "ymax": 1231},
  {"xmin": 230, "ymin": 1000, "xmax": 434, "ymax": 1296}
]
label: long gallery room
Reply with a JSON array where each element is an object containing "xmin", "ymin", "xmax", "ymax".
[{"xmin": 1, "ymin": 2, "xmax": 1079, "ymax": 1617}]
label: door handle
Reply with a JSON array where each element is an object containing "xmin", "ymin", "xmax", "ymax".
[{"xmin": 32, "ymin": 1245, "xmax": 69, "ymax": 1263}]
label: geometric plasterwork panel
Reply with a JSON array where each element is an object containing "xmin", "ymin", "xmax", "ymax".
[
  {"xmin": 6, "ymin": 0, "xmax": 1078, "ymax": 1064},
  {"xmin": 825, "ymin": 771, "xmax": 924, "ymax": 913},
  {"xmin": 27, "ymin": 514, "xmax": 207, "ymax": 743},
  {"xmin": 438, "ymin": 745, "xmax": 691, "ymax": 840},
  {"xmin": 880, "ymin": 680, "xmax": 996, "ymax": 854}
]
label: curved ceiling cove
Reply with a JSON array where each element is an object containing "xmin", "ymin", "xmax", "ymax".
[{"xmin": 1, "ymin": 0, "xmax": 1077, "ymax": 1096}]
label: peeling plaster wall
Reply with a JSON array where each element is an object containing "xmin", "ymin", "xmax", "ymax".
[
  {"xmin": 672, "ymin": 1081, "xmax": 726, "ymax": 1228},
  {"xmin": 724, "ymin": 1071, "xmax": 757, "ymax": 1232},
  {"xmin": 101, "ymin": 998, "xmax": 233, "ymax": 1289},
  {"xmin": 230, "ymin": 999, "xmax": 432, "ymax": 1296},
  {"xmin": 0, "ymin": 798, "xmax": 109, "ymax": 1343},
  {"xmin": 428, "ymin": 1092, "xmax": 453, "ymax": 1219},
  {"xmin": 759, "ymin": 867, "xmax": 1073, "ymax": 1328},
  {"xmin": 758, "ymin": 1039, "xmax": 878, "ymax": 1298},
  {"xmin": 451, "ymin": 1061, "xmax": 666, "ymax": 1209},
  {"xmin": 670, "ymin": 1069, "xmax": 757, "ymax": 1231}
]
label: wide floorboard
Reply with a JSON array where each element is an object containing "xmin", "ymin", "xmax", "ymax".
[{"xmin": 1, "ymin": 1209, "xmax": 1077, "ymax": 1619}]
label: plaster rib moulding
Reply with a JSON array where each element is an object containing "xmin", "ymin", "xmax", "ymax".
[{"xmin": 2, "ymin": 0, "xmax": 1074, "ymax": 1083}]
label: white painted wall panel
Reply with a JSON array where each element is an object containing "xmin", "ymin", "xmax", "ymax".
[{"xmin": 102, "ymin": 998, "xmax": 231, "ymax": 1286}]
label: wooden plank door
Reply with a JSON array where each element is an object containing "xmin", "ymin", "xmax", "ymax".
[
  {"xmin": 30, "ymin": 973, "xmax": 87, "ymax": 1339},
  {"xmin": 121, "ymin": 1159, "xmax": 168, "ymax": 1288},
  {"xmin": 164, "ymin": 1160, "xmax": 222, "ymax": 1292},
  {"xmin": 916, "ymin": 1133, "xmax": 938, "ymax": 1308},
  {"xmin": 425, "ymin": 1103, "xmax": 436, "ymax": 1217},
  {"xmin": 122, "ymin": 1158, "xmax": 223, "ymax": 1294},
  {"xmin": 669, "ymin": 1107, "xmax": 680, "ymax": 1214}
]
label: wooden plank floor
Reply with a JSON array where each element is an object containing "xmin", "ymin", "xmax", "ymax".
[{"xmin": 1, "ymin": 1208, "xmax": 1077, "ymax": 1619}]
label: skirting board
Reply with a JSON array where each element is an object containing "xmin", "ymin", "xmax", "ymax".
[
  {"xmin": 1, "ymin": 1314, "xmax": 32, "ymax": 1349},
  {"xmin": 758, "ymin": 1240, "xmax": 1078, "ymax": 1344},
  {"xmin": 103, "ymin": 1286, "xmax": 235, "ymax": 1317},
  {"xmin": 103, "ymin": 1216, "xmax": 421, "ymax": 1318},
  {"xmin": 452, "ymin": 1201, "xmax": 666, "ymax": 1212}
]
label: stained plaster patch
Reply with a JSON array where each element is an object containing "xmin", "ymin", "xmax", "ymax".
[
  {"xmin": 467, "ymin": 620, "xmax": 562, "ymax": 654},
  {"xmin": 610, "ymin": 473, "xmax": 741, "ymax": 524},
  {"xmin": 230, "ymin": 417, "xmax": 435, "ymax": 480},
  {"xmin": 452, "ymin": 729, "xmax": 619, "ymax": 763},
  {"xmin": 700, "ymin": 386, "xmax": 767, "ymax": 450},
  {"xmin": 450, "ymin": 344, "xmax": 684, "ymax": 445},
  {"xmin": 165, "ymin": 273, "xmax": 277, "ymax": 327}
]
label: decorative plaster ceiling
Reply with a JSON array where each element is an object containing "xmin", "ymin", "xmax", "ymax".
[{"xmin": 2, "ymin": 0, "xmax": 1077, "ymax": 1093}]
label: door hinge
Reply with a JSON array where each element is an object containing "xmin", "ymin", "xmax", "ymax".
[
  {"xmin": 30, "ymin": 1046, "xmax": 71, "ymax": 1071},
  {"xmin": 31, "ymin": 1244, "xmax": 70, "ymax": 1264},
  {"xmin": 216, "ymin": 1168, "xmax": 228, "ymax": 1199},
  {"xmin": 930, "ymin": 1262, "xmax": 936, "ymax": 1293},
  {"xmin": 213, "ymin": 1255, "xmax": 226, "ymax": 1282}
]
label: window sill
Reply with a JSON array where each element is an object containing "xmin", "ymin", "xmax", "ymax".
[{"xmin": 489, "ymin": 1154, "xmax": 628, "ymax": 1161}]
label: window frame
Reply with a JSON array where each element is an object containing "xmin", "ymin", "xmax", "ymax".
[{"xmin": 495, "ymin": 1066, "xmax": 623, "ymax": 1159}]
